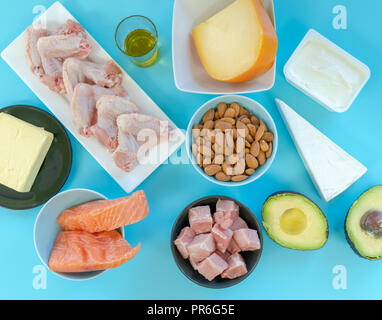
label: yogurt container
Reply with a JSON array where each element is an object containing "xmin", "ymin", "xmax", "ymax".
[{"xmin": 284, "ymin": 29, "xmax": 370, "ymax": 113}]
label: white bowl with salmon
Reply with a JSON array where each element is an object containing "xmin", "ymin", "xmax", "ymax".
[{"xmin": 34, "ymin": 188, "xmax": 149, "ymax": 281}]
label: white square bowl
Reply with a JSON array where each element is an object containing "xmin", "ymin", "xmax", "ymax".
[
  {"xmin": 283, "ymin": 29, "xmax": 371, "ymax": 113},
  {"xmin": 172, "ymin": 0, "xmax": 276, "ymax": 95}
]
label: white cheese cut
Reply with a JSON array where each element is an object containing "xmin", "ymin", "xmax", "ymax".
[{"xmin": 275, "ymin": 98, "xmax": 367, "ymax": 202}]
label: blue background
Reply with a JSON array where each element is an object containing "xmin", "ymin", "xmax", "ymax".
[{"xmin": 0, "ymin": 0, "xmax": 381, "ymax": 300}]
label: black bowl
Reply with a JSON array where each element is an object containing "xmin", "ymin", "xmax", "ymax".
[{"xmin": 171, "ymin": 195, "xmax": 263, "ymax": 289}]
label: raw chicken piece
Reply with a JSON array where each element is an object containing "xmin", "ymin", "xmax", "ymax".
[
  {"xmin": 233, "ymin": 228, "xmax": 261, "ymax": 251},
  {"xmin": 53, "ymin": 19, "xmax": 86, "ymax": 37},
  {"xmin": 187, "ymin": 233, "xmax": 216, "ymax": 263},
  {"xmin": 189, "ymin": 206, "xmax": 213, "ymax": 235},
  {"xmin": 37, "ymin": 34, "xmax": 92, "ymax": 60},
  {"xmin": 63, "ymin": 58, "xmax": 123, "ymax": 98},
  {"xmin": 216, "ymin": 199, "xmax": 239, "ymax": 213},
  {"xmin": 211, "ymin": 224, "xmax": 233, "ymax": 253},
  {"xmin": 197, "ymin": 253, "xmax": 229, "ymax": 281},
  {"xmin": 174, "ymin": 227, "xmax": 195, "ymax": 259},
  {"xmin": 90, "ymin": 96, "xmax": 138, "ymax": 151},
  {"xmin": 70, "ymin": 83, "xmax": 126, "ymax": 137},
  {"xmin": 112, "ymin": 113, "xmax": 173, "ymax": 172},
  {"xmin": 221, "ymin": 253, "xmax": 248, "ymax": 279},
  {"xmin": 112, "ymin": 129, "xmax": 140, "ymax": 172},
  {"xmin": 26, "ymin": 26, "xmax": 48, "ymax": 78}
]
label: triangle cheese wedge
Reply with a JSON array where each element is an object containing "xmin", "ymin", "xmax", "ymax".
[{"xmin": 275, "ymin": 98, "xmax": 367, "ymax": 202}]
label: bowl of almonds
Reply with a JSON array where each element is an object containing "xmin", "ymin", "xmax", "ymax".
[{"xmin": 186, "ymin": 95, "xmax": 278, "ymax": 186}]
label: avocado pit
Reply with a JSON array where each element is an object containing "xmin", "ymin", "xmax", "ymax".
[
  {"xmin": 280, "ymin": 208, "xmax": 307, "ymax": 235},
  {"xmin": 360, "ymin": 210, "xmax": 382, "ymax": 238}
]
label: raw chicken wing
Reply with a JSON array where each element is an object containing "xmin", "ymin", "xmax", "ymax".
[
  {"xmin": 90, "ymin": 96, "xmax": 138, "ymax": 151},
  {"xmin": 70, "ymin": 83, "xmax": 126, "ymax": 137},
  {"xmin": 63, "ymin": 58, "xmax": 123, "ymax": 98}
]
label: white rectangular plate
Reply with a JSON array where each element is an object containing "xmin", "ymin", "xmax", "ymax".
[
  {"xmin": 172, "ymin": 0, "xmax": 276, "ymax": 95},
  {"xmin": 1, "ymin": 1, "xmax": 185, "ymax": 194}
]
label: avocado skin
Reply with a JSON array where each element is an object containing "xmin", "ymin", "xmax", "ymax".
[
  {"xmin": 345, "ymin": 185, "xmax": 382, "ymax": 261},
  {"xmin": 262, "ymin": 191, "xmax": 329, "ymax": 251}
]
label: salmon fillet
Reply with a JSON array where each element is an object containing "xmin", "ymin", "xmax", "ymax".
[
  {"xmin": 48, "ymin": 230, "xmax": 140, "ymax": 273},
  {"xmin": 57, "ymin": 190, "xmax": 149, "ymax": 233}
]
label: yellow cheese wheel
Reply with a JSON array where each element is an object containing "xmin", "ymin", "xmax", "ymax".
[{"xmin": 192, "ymin": 0, "xmax": 278, "ymax": 83}]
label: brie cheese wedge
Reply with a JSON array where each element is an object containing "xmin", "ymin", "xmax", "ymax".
[{"xmin": 276, "ymin": 98, "xmax": 367, "ymax": 202}]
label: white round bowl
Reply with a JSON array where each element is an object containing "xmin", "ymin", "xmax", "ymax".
[
  {"xmin": 34, "ymin": 188, "xmax": 124, "ymax": 281},
  {"xmin": 186, "ymin": 95, "xmax": 278, "ymax": 187}
]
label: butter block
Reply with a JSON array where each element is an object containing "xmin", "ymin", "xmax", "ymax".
[
  {"xmin": 192, "ymin": 0, "xmax": 278, "ymax": 83},
  {"xmin": 0, "ymin": 113, "xmax": 54, "ymax": 192}
]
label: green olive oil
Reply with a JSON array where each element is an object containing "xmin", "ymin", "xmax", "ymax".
[{"xmin": 124, "ymin": 29, "xmax": 158, "ymax": 67}]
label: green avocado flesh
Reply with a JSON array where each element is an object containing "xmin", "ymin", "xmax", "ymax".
[
  {"xmin": 262, "ymin": 193, "xmax": 328, "ymax": 250},
  {"xmin": 346, "ymin": 186, "xmax": 382, "ymax": 260}
]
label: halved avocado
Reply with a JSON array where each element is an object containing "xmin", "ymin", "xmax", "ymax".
[
  {"xmin": 262, "ymin": 192, "xmax": 328, "ymax": 250},
  {"xmin": 345, "ymin": 185, "xmax": 382, "ymax": 260}
]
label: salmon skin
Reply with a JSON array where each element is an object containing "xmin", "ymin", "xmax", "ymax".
[
  {"xmin": 48, "ymin": 230, "xmax": 141, "ymax": 273},
  {"xmin": 57, "ymin": 190, "xmax": 149, "ymax": 233}
]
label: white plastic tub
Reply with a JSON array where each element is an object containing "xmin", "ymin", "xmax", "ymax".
[{"xmin": 284, "ymin": 29, "xmax": 370, "ymax": 113}]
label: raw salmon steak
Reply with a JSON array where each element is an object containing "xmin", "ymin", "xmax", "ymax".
[
  {"xmin": 57, "ymin": 190, "xmax": 149, "ymax": 233},
  {"xmin": 48, "ymin": 230, "xmax": 140, "ymax": 273}
]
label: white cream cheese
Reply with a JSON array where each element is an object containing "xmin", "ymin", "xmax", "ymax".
[{"xmin": 287, "ymin": 38, "xmax": 368, "ymax": 111}]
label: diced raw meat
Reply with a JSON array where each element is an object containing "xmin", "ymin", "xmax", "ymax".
[
  {"xmin": 230, "ymin": 217, "xmax": 249, "ymax": 231},
  {"xmin": 197, "ymin": 253, "xmax": 229, "ymax": 281},
  {"xmin": 187, "ymin": 233, "xmax": 216, "ymax": 263},
  {"xmin": 174, "ymin": 227, "xmax": 195, "ymax": 259},
  {"xmin": 213, "ymin": 211, "xmax": 239, "ymax": 230},
  {"xmin": 189, "ymin": 255, "xmax": 200, "ymax": 270},
  {"xmin": 188, "ymin": 206, "xmax": 213, "ymax": 234},
  {"xmin": 227, "ymin": 238, "xmax": 241, "ymax": 254},
  {"xmin": 233, "ymin": 228, "xmax": 261, "ymax": 251},
  {"xmin": 221, "ymin": 253, "xmax": 248, "ymax": 279},
  {"xmin": 211, "ymin": 224, "xmax": 233, "ymax": 253},
  {"xmin": 215, "ymin": 250, "xmax": 230, "ymax": 262},
  {"xmin": 216, "ymin": 199, "xmax": 239, "ymax": 213}
]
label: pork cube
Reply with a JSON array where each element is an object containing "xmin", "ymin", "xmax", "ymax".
[
  {"xmin": 213, "ymin": 211, "xmax": 239, "ymax": 230},
  {"xmin": 197, "ymin": 253, "xmax": 229, "ymax": 281},
  {"xmin": 189, "ymin": 255, "xmax": 200, "ymax": 270},
  {"xmin": 216, "ymin": 199, "xmax": 239, "ymax": 213},
  {"xmin": 230, "ymin": 217, "xmax": 249, "ymax": 231},
  {"xmin": 187, "ymin": 233, "xmax": 216, "ymax": 263},
  {"xmin": 174, "ymin": 227, "xmax": 195, "ymax": 259},
  {"xmin": 233, "ymin": 228, "xmax": 261, "ymax": 251},
  {"xmin": 215, "ymin": 250, "xmax": 230, "ymax": 262},
  {"xmin": 211, "ymin": 224, "xmax": 233, "ymax": 253},
  {"xmin": 227, "ymin": 238, "xmax": 241, "ymax": 254},
  {"xmin": 189, "ymin": 205, "xmax": 213, "ymax": 234},
  {"xmin": 221, "ymin": 253, "xmax": 248, "ymax": 279}
]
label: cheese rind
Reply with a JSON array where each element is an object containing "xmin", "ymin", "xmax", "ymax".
[
  {"xmin": 192, "ymin": 0, "xmax": 278, "ymax": 83},
  {"xmin": 0, "ymin": 113, "xmax": 54, "ymax": 193},
  {"xmin": 276, "ymin": 98, "xmax": 367, "ymax": 202}
]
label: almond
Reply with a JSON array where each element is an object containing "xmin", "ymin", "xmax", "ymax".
[
  {"xmin": 246, "ymin": 154, "xmax": 259, "ymax": 169},
  {"xmin": 255, "ymin": 120, "xmax": 266, "ymax": 141},
  {"xmin": 250, "ymin": 141, "xmax": 260, "ymax": 157},
  {"xmin": 217, "ymin": 103, "xmax": 228, "ymax": 118},
  {"xmin": 266, "ymin": 142, "xmax": 273, "ymax": 158},
  {"xmin": 263, "ymin": 131, "xmax": 274, "ymax": 142},
  {"xmin": 260, "ymin": 139, "xmax": 269, "ymax": 152},
  {"xmin": 204, "ymin": 164, "xmax": 222, "ymax": 176},
  {"xmin": 216, "ymin": 171, "xmax": 231, "ymax": 182},
  {"xmin": 232, "ymin": 175, "xmax": 248, "ymax": 182}
]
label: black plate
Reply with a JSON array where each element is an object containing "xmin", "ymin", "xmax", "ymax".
[
  {"xmin": 171, "ymin": 195, "xmax": 263, "ymax": 289},
  {"xmin": 0, "ymin": 105, "xmax": 72, "ymax": 210}
]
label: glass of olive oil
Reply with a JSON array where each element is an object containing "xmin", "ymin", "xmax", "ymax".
[{"xmin": 115, "ymin": 15, "xmax": 159, "ymax": 67}]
